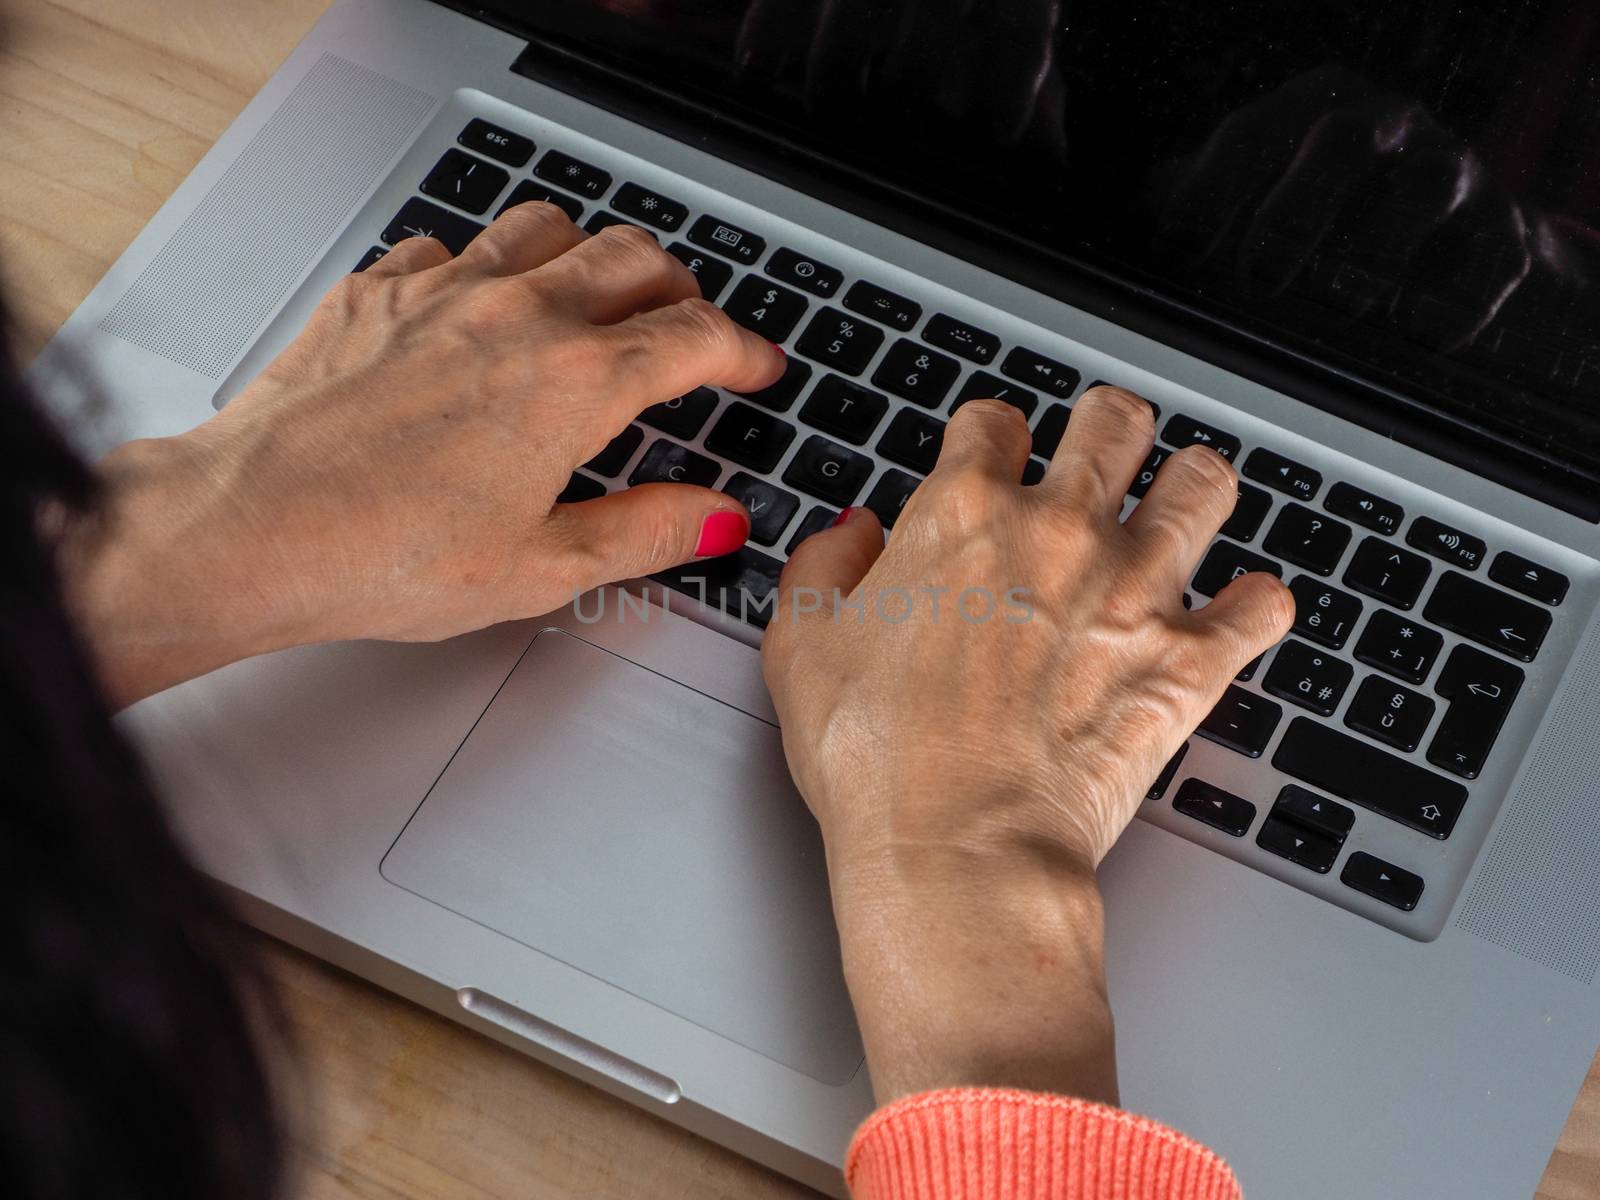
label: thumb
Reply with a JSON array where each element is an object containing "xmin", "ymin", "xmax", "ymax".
[
  {"xmin": 549, "ymin": 482, "xmax": 751, "ymax": 587},
  {"xmin": 773, "ymin": 506, "xmax": 885, "ymax": 623}
]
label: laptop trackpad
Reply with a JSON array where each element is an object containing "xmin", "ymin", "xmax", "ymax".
[{"xmin": 380, "ymin": 628, "xmax": 863, "ymax": 1085}]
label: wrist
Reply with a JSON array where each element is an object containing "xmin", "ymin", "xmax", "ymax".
[
  {"xmin": 59, "ymin": 433, "xmax": 316, "ymax": 707},
  {"xmin": 827, "ymin": 836, "xmax": 1117, "ymax": 1107}
]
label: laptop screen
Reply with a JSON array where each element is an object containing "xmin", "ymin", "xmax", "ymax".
[{"xmin": 480, "ymin": 1, "xmax": 1600, "ymax": 488}]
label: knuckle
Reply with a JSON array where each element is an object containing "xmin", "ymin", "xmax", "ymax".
[
  {"xmin": 673, "ymin": 296, "xmax": 737, "ymax": 348},
  {"xmin": 1081, "ymin": 385, "xmax": 1155, "ymax": 436},
  {"xmin": 596, "ymin": 221, "xmax": 665, "ymax": 264},
  {"xmin": 1167, "ymin": 444, "xmax": 1238, "ymax": 497}
]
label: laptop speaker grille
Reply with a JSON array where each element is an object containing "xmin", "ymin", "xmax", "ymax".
[
  {"xmin": 98, "ymin": 54, "xmax": 435, "ymax": 379},
  {"xmin": 1455, "ymin": 617, "xmax": 1600, "ymax": 984}
]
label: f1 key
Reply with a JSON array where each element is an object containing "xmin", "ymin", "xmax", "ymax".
[{"xmin": 1423, "ymin": 571, "xmax": 1551, "ymax": 662}]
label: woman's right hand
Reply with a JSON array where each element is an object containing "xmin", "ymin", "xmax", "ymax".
[{"xmin": 761, "ymin": 387, "xmax": 1294, "ymax": 1106}]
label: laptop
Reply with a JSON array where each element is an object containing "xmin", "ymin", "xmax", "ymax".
[{"xmin": 30, "ymin": 1, "xmax": 1600, "ymax": 1195}]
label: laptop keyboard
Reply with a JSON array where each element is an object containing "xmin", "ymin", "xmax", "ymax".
[{"xmin": 353, "ymin": 114, "xmax": 1579, "ymax": 938}]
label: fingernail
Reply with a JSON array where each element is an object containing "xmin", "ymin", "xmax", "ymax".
[
  {"xmin": 768, "ymin": 340, "xmax": 786, "ymax": 358},
  {"xmin": 694, "ymin": 509, "xmax": 749, "ymax": 557},
  {"xmin": 831, "ymin": 507, "xmax": 858, "ymax": 527}
]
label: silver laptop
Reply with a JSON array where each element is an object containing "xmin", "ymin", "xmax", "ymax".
[{"xmin": 31, "ymin": 1, "xmax": 1600, "ymax": 1195}]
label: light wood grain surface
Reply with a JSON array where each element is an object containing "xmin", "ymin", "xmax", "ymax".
[{"xmin": 1, "ymin": 3, "xmax": 1597, "ymax": 1197}]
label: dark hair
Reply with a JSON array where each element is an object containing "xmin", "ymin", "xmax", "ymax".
[{"xmin": 0, "ymin": 301, "xmax": 284, "ymax": 1198}]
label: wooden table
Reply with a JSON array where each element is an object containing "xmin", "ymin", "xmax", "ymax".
[{"xmin": 2, "ymin": 3, "xmax": 1597, "ymax": 1197}]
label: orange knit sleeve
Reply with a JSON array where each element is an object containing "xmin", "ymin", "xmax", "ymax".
[{"xmin": 846, "ymin": 1088, "xmax": 1242, "ymax": 1200}]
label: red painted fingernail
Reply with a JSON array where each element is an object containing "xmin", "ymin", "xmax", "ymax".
[
  {"xmin": 768, "ymin": 340, "xmax": 786, "ymax": 357},
  {"xmin": 831, "ymin": 507, "xmax": 857, "ymax": 527},
  {"xmin": 694, "ymin": 510, "xmax": 749, "ymax": 557}
]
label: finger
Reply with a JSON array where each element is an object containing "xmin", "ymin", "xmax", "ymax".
[
  {"xmin": 933, "ymin": 399, "xmax": 1033, "ymax": 482},
  {"xmin": 451, "ymin": 200, "xmax": 587, "ymax": 277},
  {"xmin": 1040, "ymin": 386, "xmax": 1155, "ymax": 517},
  {"xmin": 1123, "ymin": 444, "xmax": 1239, "ymax": 586},
  {"xmin": 599, "ymin": 297, "xmax": 786, "ymax": 417},
  {"xmin": 1192, "ymin": 571, "xmax": 1296, "ymax": 674},
  {"xmin": 547, "ymin": 482, "xmax": 751, "ymax": 587},
  {"xmin": 773, "ymin": 507, "xmax": 885, "ymax": 624},
  {"xmin": 531, "ymin": 223, "xmax": 700, "ymax": 324},
  {"xmin": 362, "ymin": 236, "xmax": 452, "ymax": 278}
]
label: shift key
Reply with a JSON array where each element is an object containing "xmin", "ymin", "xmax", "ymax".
[{"xmin": 1272, "ymin": 717, "xmax": 1467, "ymax": 839}]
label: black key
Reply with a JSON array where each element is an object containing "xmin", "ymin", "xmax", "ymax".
[
  {"xmin": 876, "ymin": 408, "xmax": 946, "ymax": 474},
  {"xmin": 1325, "ymin": 481, "xmax": 1403, "ymax": 537},
  {"xmin": 1197, "ymin": 686, "xmax": 1283, "ymax": 758},
  {"xmin": 782, "ymin": 435, "xmax": 873, "ymax": 506},
  {"xmin": 705, "ymin": 402, "xmax": 797, "ymax": 473},
  {"xmin": 923, "ymin": 313, "xmax": 1000, "ymax": 364},
  {"xmin": 723, "ymin": 276, "xmax": 808, "ymax": 342},
  {"xmin": 1341, "ymin": 852, "xmax": 1424, "ymax": 911},
  {"xmin": 1173, "ymin": 778, "xmax": 1256, "ymax": 837},
  {"xmin": 585, "ymin": 210, "xmax": 649, "ymax": 237},
  {"xmin": 1343, "ymin": 536, "xmax": 1431, "ymax": 609},
  {"xmin": 1408, "ymin": 516, "xmax": 1487, "ymax": 572},
  {"xmin": 533, "ymin": 149, "xmax": 612, "ymax": 200},
  {"xmin": 1489, "ymin": 551, "xmax": 1569, "ymax": 607},
  {"xmin": 1272, "ymin": 718, "xmax": 1467, "ymax": 838},
  {"xmin": 1242, "ymin": 447, "xmax": 1322, "ymax": 502},
  {"xmin": 766, "ymin": 247, "xmax": 843, "ymax": 298},
  {"xmin": 1162, "ymin": 414, "xmax": 1241, "ymax": 461},
  {"xmin": 1288, "ymin": 576, "xmax": 1362, "ymax": 650},
  {"xmin": 688, "ymin": 213, "xmax": 765, "ymax": 264},
  {"xmin": 799, "ymin": 376, "xmax": 889, "ymax": 444},
  {"xmin": 1262, "ymin": 504, "xmax": 1353, "ymax": 576},
  {"xmin": 795, "ymin": 307, "xmax": 884, "ymax": 375},
  {"xmin": 1002, "ymin": 346, "xmax": 1079, "ymax": 399},
  {"xmin": 1263, "ymin": 640, "xmax": 1353, "ymax": 716},
  {"xmin": 953, "ymin": 371, "xmax": 1039, "ymax": 418},
  {"xmin": 639, "ymin": 387, "xmax": 718, "ymax": 439},
  {"xmin": 1128, "ymin": 447, "xmax": 1170, "ymax": 499},
  {"xmin": 1021, "ymin": 458, "xmax": 1046, "ymax": 486},
  {"xmin": 655, "ymin": 546, "xmax": 783, "ymax": 627},
  {"xmin": 666, "ymin": 241, "xmax": 733, "ymax": 302},
  {"xmin": 872, "ymin": 339, "xmax": 960, "ymax": 408},
  {"xmin": 723, "ymin": 473, "xmax": 800, "ymax": 546},
  {"xmin": 584, "ymin": 424, "xmax": 644, "ymax": 477},
  {"xmin": 1353, "ymin": 609, "xmax": 1444, "ymax": 685},
  {"xmin": 610, "ymin": 181, "xmax": 689, "ymax": 232},
  {"xmin": 843, "ymin": 280, "xmax": 921, "ymax": 331},
  {"xmin": 1345, "ymin": 676, "xmax": 1435, "ymax": 753},
  {"xmin": 498, "ymin": 179, "xmax": 583, "ymax": 222},
  {"xmin": 353, "ymin": 246, "xmax": 388, "ymax": 272},
  {"xmin": 381, "ymin": 197, "xmax": 484, "ymax": 255},
  {"xmin": 557, "ymin": 473, "xmax": 605, "ymax": 504},
  {"xmin": 1256, "ymin": 816, "xmax": 1340, "ymax": 874},
  {"xmin": 1192, "ymin": 542, "xmax": 1283, "ymax": 598},
  {"xmin": 1220, "ymin": 483, "xmax": 1272, "ymax": 544},
  {"xmin": 628, "ymin": 438, "xmax": 721, "ymax": 488},
  {"xmin": 1424, "ymin": 571, "xmax": 1551, "ymax": 662},
  {"xmin": 734, "ymin": 355, "xmax": 813, "ymax": 414},
  {"xmin": 787, "ymin": 505, "xmax": 839, "ymax": 554},
  {"xmin": 864, "ymin": 469, "xmax": 921, "ymax": 528},
  {"xmin": 420, "ymin": 148, "xmax": 510, "ymax": 215},
  {"xmin": 1146, "ymin": 743, "xmax": 1188, "ymax": 802},
  {"xmin": 1032, "ymin": 404, "xmax": 1072, "ymax": 459},
  {"xmin": 1270, "ymin": 784, "xmax": 1355, "ymax": 841},
  {"xmin": 458, "ymin": 118, "xmax": 535, "ymax": 167},
  {"xmin": 1428, "ymin": 644, "xmax": 1525, "ymax": 779}
]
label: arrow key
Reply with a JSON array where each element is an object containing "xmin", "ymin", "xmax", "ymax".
[
  {"xmin": 1173, "ymin": 778, "xmax": 1257, "ymax": 837},
  {"xmin": 1270, "ymin": 784, "xmax": 1355, "ymax": 841},
  {"xmin": 1257, "ymin": 814, "xmax": 1341, "ymax": 873},
  {"xmin": 1341, "ymin": 851, "xmax": 1424, "ymax": 911}
]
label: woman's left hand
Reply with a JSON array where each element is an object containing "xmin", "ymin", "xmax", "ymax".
[{"xmin": 59, "ymin": 205, "xmax": 784, "ymax": 707}]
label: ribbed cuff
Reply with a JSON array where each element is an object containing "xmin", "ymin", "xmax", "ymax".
[{"xmin": 846, "ymin": 1088, "xmax": 1242, "ymax": 1200}]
